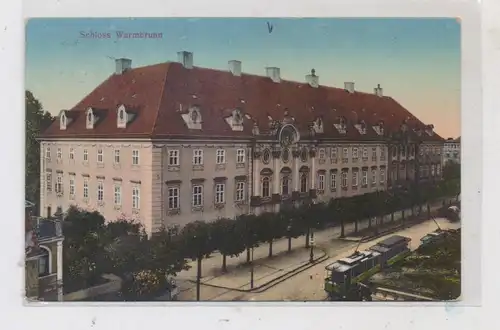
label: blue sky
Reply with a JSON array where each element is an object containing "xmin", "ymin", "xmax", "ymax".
[{"xmin": 25, "ymin": 18, "xmax": 461, "ymax": 137}]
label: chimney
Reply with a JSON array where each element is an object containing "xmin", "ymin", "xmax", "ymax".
[
  {"xmin": 115, "ymin": 58, "xmax": 132, "ymax": 74},
  {"xmin": 306, "ymin": 69, "xmax": 319, "ymax": 88},
  {"xmin": 344, "ymin": 82, "xmax": 355, "ymax": 93},
  {"xmin": 265, "ymin": 67, "xmax": 281, "ymax": 83},
  {"xmin": 374, "ymin": 84, "xmax": 383, "ymax": 97},
  {"xmin": 228, "ymin": 60, "xmax": 242, "ymax": 76},
  {"xmin": 177, "ymin": 51, "xmax": 194, "ymax": 69}
]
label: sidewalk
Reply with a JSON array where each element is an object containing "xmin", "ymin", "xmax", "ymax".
[{"xmin": 175, "ymin": 199, "xmax": 450, "ymax": 295}]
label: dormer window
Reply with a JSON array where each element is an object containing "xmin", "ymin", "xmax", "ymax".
[
  {"xmin": 252, "ymin": 122, "xmax": 260, "ymax": 135},
  {"xmin": 86, "ymin": 108, "xmax": 94, "ymax": 129},
  {"xmin": 59, "ymin": 111, "xmax": 67, "ymax": 130},
  {"xmin": 313, "ymin": 117, "xmax": 324, "ymax": 134},
  {"xmin": 425, "ymin": 124, "xmax": 435, "ymax": 136},
  {"xmin": 334, "ymin": 117, "xmax": 347, "ymax": 134},
  {"xmin": 117, "ymin": 105, "xmax": 127, "ymax": 128},
  {"xmin": 373, "ymin": 120, "xmax": 385, "ymax": 136},
  {"xmin": 355, "ymin": 120, "xmax": 367, "ymax": 135},
  {"xmin": 181, "ymin": 106, "xmax": 202, "ymax": 130},
  {"xmin": 224, "ymin": 108, "xmax": 244, "ymax": 132}
]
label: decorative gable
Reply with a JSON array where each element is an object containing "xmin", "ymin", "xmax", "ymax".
[
  {"xmin": 333, "ymin": 117, "xmax": 347, "ymax": 134},
  {"xmin": 181, "ymin": 105, "xmax": 202, "ymax": 130},
  {"xmin": 355, "ymin": 120, "xmax": 367, "ymax": 135},
  {"xmin": 224, "ymin": 108, "xmax": 244, "ymax": 131},
  {"xmin": 312, "ymin": 117, "xmax": 324, "ymax": 134},
  {"xmin": 373, "ymin": 120, "xmax": 385, "ymax": 136},
  {"xmin": 86, "ymin": 108, "xmax": 95, "ymax": 129},
  {"xmin": 116, "ymin": 104, "xmax": 137, "ymax": 128},
  {"xmin": 425, "ymin": 124, "xmax": 435, "ymax": 136},
  {"xmin": 59, "ymin": 110, "xmax": 68, "ymax": 130}
]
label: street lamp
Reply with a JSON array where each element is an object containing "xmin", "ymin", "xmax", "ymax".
[
  {"xmin": 309, "ymin": 230, "xmax": 315, "ymax": 263},
  {"xmin": 250, "ymin": 246, "xmax": 255, "ymax": 289}
]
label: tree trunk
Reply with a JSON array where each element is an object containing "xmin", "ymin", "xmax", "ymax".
[
  {"xmin": 402, "ymin": 209, "xmax": 405, "ymax": 222},
  {"xmin": 354, "ymin": 219, "xmax": 358, "ymax": 233},
  {"xmin": 391, "ymin": 212, "xmax": 394, "ymax": 222},
  {"xmin": 427, "ymin": 204, "xmax": 431, "ymax": 219},
  {"xmin": 196, "ymin": 257, "xmax": 202, "ymax": 301},
  {"xmin": 246, "ymin": 247, "xmax": 251, "ymax": 263},
  {"xmin": 268, "ymin": 240, "xmax": 273, "ymax": 257},
  {"xmin": 222, "ymin": 254, "xmax": 227, "ymax": 273},
  {"xmin": 340, "ymin": 219, "xmax": 345, "ymax": 238},
  {"xmin": 305, "ymin": 227, "xmax": 310, "ymax": 248},
  {"xmin": 380, "ymin": 215, "xmax": 384, "ymax": 225},
  {"xmin": 288, "ymin": 236, "xmax": 292, "ymax": 252},
  {"xmin": 368, "ymin": 217, "xmax": 372, "ymax": 228}
]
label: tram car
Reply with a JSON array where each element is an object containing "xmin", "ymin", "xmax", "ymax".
[{"xmin": 324, "ymin": 235, "xmax": 411, "ymax": 300}]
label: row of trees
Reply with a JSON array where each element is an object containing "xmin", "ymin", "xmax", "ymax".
[{"xmin": 62, "ymin": 174, "xmax": 459, "ymax": 300}]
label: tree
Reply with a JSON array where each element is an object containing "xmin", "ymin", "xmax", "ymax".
[
  {"xmin": 180, "ymin": 221, "xmax": 214, "ymax": 301},
  {"xmin": 235, "ymin": 214, "xmax": 261, "ymax": 263},
  {"xmin": 280, "ymin": 209, "xmax": 305, "ymax": 252},
  {"xmin": 211, "ymin": 218, "xmax": 245, "ymax": 272},
  {"xmin": 25, "ymin": 91, "xmax": 54, "ymax": 213},
  {"xmin": 329, "ymin": 197, "xmax": 346, "ymax": 238},
  {"xmin": 257, "ymin": 212, "xmax": 286, "ymax": 258}
]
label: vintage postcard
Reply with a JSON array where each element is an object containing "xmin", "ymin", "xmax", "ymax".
[{"xmin": 25, "ymin": 17, "xmax": 461, "ymax": 302}]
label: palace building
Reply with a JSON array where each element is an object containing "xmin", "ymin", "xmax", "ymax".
[{"xmin": 39, "ymin": 51, "xmax": 444, "ymax": 235}]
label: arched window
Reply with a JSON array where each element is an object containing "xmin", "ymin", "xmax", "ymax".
[
  {"xmin": 300, "ymin": 173, "xmax": 308, "ymax": 193},
  {"xmin": 38, "ymin": 246, "xmax": 51, "ymax": 277},
  {"xmin": 281, "ymin": 176, "xmax": 290, "ymax": 195},
  {"xmin": 262, "ymin": 177, "xmax": 271, "ymax": 198}
]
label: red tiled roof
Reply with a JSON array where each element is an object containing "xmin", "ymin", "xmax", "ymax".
[{"xmin": 41, "ymin": 61, "xmax": 444, "ymax": 142}]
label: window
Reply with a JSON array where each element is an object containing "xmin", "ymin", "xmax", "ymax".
[
  {"xmin": 353, "ymin": 148, "xmax": 359, "ymax": 159},
  {"xmin": 371, "ymin": 169, "xmax": 377, "ymax": 184},
  {"xmin": 236, "ymin": 182, "xmax": 245, "ymax": 201},
  {"xmin": 168, "ymin": 187, "xmax": 179, "ymax": 210},
  {"xmin": 45, "ymin": 147, "xmax": 51, "ymax": 160},
  {"xmin": 97, "ymin": 181, "xmax": 104, "ymax": 202},
  {"xmin": 132, "ymin": 186, "xmax": 140, "ymax": 209},
  {"xmin": 343, "ymin": 148, "xmax": 349, "ymax": 159},
  {"xmin": 262, "ymin": 177, "xmax": 271, "ymax": 197},
  {"xmin": 371, "ymin": 147, "xmax": 377, "ymax": 160},
  {"xmin": 431, "ymin": 165, "xmax": 435, "ymax": 176},
  {"xmin": 330, "ymin": 173, "xmax": 337, "ymax": 190},
  {"xmin": 192, "ymin": 185, "xmax": 203, "ymax": 207},
  {"xmin": 55, "ymin": 174, "xmax": 63, "ymax": 193},
  {"xmin": 341, "ymin": 172, "xmax": 348, "ymax": 188},
  {"xmin": 97, "ymin": 149, "xmax": 103, "ymax": 163},
  {"xmin": 83, "ymin": 149, "xmax": 88, "ymax": 161},
  {"xmin": 362, "ymin": 148, "xmax": 368, "ymax": 158},
  {"xmin": 300, "ymin": 148, "xmax": 308, "ymax": 162},
  {"xmin": 169, "ymin": 150, "xmax": 179, "ymax": 166},
  {"xmin": 402, "ymin": 146, "xmax": 406, "ymax": 157},
  {"xmin": 437, "ymin": 164, "xmax": 441, "ymax": 175},
  {"xmin": 381, "ymin": 148, "xmax": 386, "ymax": 160},
  {"xmin": 83, "ymin": 178, "xmax": 89, "ymax": 199},
  {"xmin": 262, "ymin": 149, "xmax": 271, "ymax": 164},
  {"xmin": 193, "ymin": 149, "xmax": 203, "ymax": 165},
  {"xmin": 331, "ymin": 147, "xmax": 337, "ymax": 159},
  {"xmin": 362, "ymin": 170, "xmax": 368, "ymax": 186},
  {"xmin": 352, "ymin": 171, "xmax": 358, "ymax": 187},
  {"xmin": 215, "ymin": 183, "xmax": 225, "ymax": 204},
  {"xmin": 56, "ymin": 148, "xmax": 62, "ymax": 160},
  {"xmin": 132, "ymin": 149, "xmax": 140, "ymax": 165},
  {"xmin": 114, "ymin": 149, "xmax": 120, "ymax": 164},
  {"xmin": 216, "ymin": 149, "xmax": 226, "ymax": 164},
  {"xmin": 236, "ymin": 149, "xmax": 245, "ymax": 164},
  {"xmin": 392, "ymin": 147, "xmax": 397, "ymax": 157},
  {"xmin": 318, "ymin": 174, "xmax": 325, "ymax": 191},
  {"xmin": 318, "ymin": 149, "xmax": 326, "ymax": 159},
  {"xmin": 380, "ymin": 169, "xmax": 386, "ymax": 183},
  {"xmin": 69, "ymin": 175, "xmax": 75, "ymax": 196},
  {"xmin": 38, "ymin": 248, "xmax": 50, "ymax": 276},
  {"xmin": 69, "ymin": 148, "xmax": 75, "ymax": 160},
  {"xmin": 281, "ymin": 176, "xmax": 290, "ymax": 195},
  {"xmin": 300, "ymin": 173, "xmax": 308, "ymax": 193},
  {"xmin": 46, "ymin": 173, "xmax": 52, "ymax": 192},
  {"xmin": 114, "ymin": 184, "xmax": 122, "ymax": 206},
  {"xmin": 282, "ymin": 148, "xmax": 290, "ymax": 163}
]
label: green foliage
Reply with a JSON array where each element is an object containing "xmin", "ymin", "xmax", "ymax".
[
  {"xmin": 211, "ymin": 218, "xmax": 245, "ymax": 258},
  {"xmin": 25, "ymin": 91, "xmax": 54, "ymax": 212},
  {"xmin": 180, "ymin": 220, "xmax": 214, "ymax": 260}
]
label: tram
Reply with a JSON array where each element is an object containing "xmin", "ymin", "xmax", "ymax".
[{"xmin": 324, "ymin": 235, "xmax": 411, "ymax": 300}]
